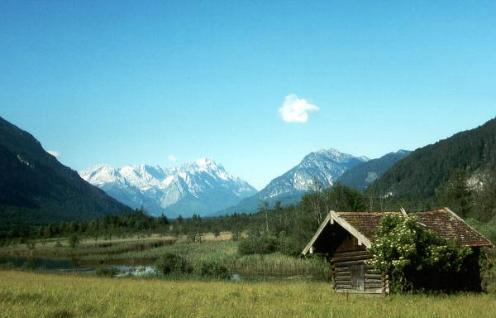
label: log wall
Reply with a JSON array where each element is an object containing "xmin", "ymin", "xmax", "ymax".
[{"xmin": 331, "ymin": 250, "xmax": 388, "ymax": 294}]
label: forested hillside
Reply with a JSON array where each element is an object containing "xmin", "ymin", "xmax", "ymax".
[
  {"xmin": 0, "ymin": 117, "xmax": 130, "ymax": 230},
  {"xmin": 369, "ymin": 118, "xmax": 496, "ymax": 199},
  {"xmin": 338, "ymin": 150, "xmax": 410, "ymax": 190}
]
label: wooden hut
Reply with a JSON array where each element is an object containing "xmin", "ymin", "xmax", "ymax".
[{"xmin": 302, "ymin": 208, "xmax": 493, "ymax": 294}]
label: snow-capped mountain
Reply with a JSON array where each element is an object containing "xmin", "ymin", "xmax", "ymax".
[
  {"xmin": 259, "ymin": 149, "xmax": 368, "ymax": 199},
  {"xmin": 215, "ymin": 148, "xmax": 368, "ymax": 215},
  {"xmin": 80, "ymin": 158, "xmax": 257, "ymax": 218}
]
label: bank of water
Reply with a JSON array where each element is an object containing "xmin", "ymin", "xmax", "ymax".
[
  {"xmin": 0, "ymin": 256, "xmax": 324, "ymax": 282},
  {"xmin": 0, "ymin": 256, "xmax": 158, "ymax": 277}
]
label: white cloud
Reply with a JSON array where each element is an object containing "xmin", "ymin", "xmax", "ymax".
[
  {"xmin": 47, "ymin": 150, "xmax": 60, "ymax": 158},
  {"xmin": 168, "ymin": 155, "xmax": 177, "ymax": 162},
  {"xmin": 278, "ymin": 94, "xmax": 319, "ymax": 123}
]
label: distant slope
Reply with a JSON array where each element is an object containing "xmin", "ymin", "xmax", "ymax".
[
  {"xmin": 0, "ymin": 116, "xmax": 131, "ymax": 228},
  {"xmin": 215, "ymin": 149, "xmax": 368, "ymax": 215},
  {"xmin": 80, "ymin": 159, "xmax": 256, "ymax": 218},
  {"xmin": 368, "ymin": 118, "xmax": 496, "ymax": 199},
  {"xmin": 338, "ymin": 150, "xmax": 410, "ymax": 190}
]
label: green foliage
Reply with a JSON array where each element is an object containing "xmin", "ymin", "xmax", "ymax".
[
  {"xmin": 199, "ymin": 261, "xmax": 230, "ymax": 279},
  {"xmin": 480, "ymin": 249, "xmax": 496, "ymax": 293},
  {"xmin": 436, "ymin": 169, "xmax": 473, "ymax": 218},
  {"xmin": 95, "ymin": 267, "xmax": 119, "ymax": 277},
  {"xmin": 155, "ymin": 253, "xmax": 193, "ymax": 275},
  {"xmin": 239, "ymin": 232, "xmax": 279, "ymax": 255},
  {"xmin": 68, "ymin": 234, "xmax": 80, "ymax": 249},
  {"xmin": 369, "ymin": 214, "xmax": 473, "ymax": 292}
]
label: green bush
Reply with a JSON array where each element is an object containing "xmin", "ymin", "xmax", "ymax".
[
  {"xmin": 96, "ymin": 267, "xmax": 119, "ymax": 277},
  {"xmin": 369, "ymin": 214, "xmax": 473, "ymax": 293},
  {"xmin": 68, "ymin": 234, "xmax": 79, "ymax": 248},
  {"xmin": 238, "ymin": 233, "xmax": 278, "ymax": 255},
  {"xmin": 200, "ymin": 261, "xmax": 230, "ymax": 279},
  {"xmin": 155, "ymin": 253, "xmax": 193, "ymax": 275}
]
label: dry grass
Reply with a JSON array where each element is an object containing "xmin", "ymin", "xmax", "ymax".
[{"xmin": 1, "ymin": 270, "xmax": 495, "ymax": 318}]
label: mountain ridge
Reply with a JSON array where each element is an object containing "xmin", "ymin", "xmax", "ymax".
[
  {"xmin": 80, "ymin": 158, "xmax": 257, "ymax": 217},
  {"xmin": 338, "ymin": 150, "xmax": 411, "ymax": 190},
  {"xmin": 214, "ymin": 148, "xmax": 368, "ymax": 215},
  {"xmin": 368, "ymin": 117, "xmax": 496, "ymax": 200},
  {"xmin": 0, "ymin": 116, "xmax": 131, "ymax": 228}
]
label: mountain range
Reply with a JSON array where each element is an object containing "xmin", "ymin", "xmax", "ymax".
[
  {"xmin": 2, "ymin": 114, "xmax": 495, "ymax": 226},
  {"xmin": 215, "ymin": 149, "xmax": 370, "ymax": 215},
  {"xmin": 80, "ymin": 159, "xmax": 257, "ymax": 218},
  {"xmin": 0, "ymin": 116, "xmax": 130, "ymax": 229}
]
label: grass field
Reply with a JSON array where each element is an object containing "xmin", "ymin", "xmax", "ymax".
[{"xmin": 1, "ymin": 270, "xmax": 495, "ymax": 318}]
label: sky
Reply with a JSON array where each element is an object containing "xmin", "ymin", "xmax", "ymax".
[{"xmin": 1, "ymin": 1, "xmax": 495, "ymax": 189}]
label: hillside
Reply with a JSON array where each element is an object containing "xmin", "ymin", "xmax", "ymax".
[
  {"xmin": 0, "ymin": 116, "xmax": 131, "ymax": 228},
  {"xmin": 368, "ymin": 118, "xmax": 496, "ymax": 200},
  {"xmin": 338, "ymin": 150, "xmax": 411, "ymax": 190}
]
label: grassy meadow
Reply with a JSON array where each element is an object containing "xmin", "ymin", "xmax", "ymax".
[
  {"xmin": 1, "ymin": 270, "xmax": 496, "ymax": 318},
  {"xmin": 1, "ymin": 232, "xmax": 495, "ymax": 318}
]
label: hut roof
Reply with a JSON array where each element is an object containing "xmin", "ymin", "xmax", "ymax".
[{"xmin": 302, "ymin": 208, "xmax": 493, "ymax": 256}]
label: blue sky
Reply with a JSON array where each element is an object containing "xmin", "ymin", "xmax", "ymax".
[{"xmin": 1, "ymin": 1, "xmax": 495, "ymax": 189}]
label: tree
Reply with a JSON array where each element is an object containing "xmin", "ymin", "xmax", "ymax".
[
  {"xmin": 68, "ymin": 234, "xmax": 80, "ymax": 248},
  {"xmin": 436, "ymin": 169, "xmax": 473, "ymax": 218},
  {"xmin": 259, "ymin": 201, "xmax": 270, "ymax": 232}
]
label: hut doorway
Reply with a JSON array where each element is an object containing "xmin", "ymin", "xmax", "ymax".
[{"xmin": 350, "ymin": 264, "xmax": 365, "ymax": 291}]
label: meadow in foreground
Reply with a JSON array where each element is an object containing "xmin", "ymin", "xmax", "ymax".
[{"xmin": 1, "ymin": 270, "xmax": 496, "ymax": 318}]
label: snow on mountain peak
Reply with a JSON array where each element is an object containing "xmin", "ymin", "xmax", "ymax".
[
  {"xmin": 79, "ymin": 158, "xmax": 256, "ymax": 217},
  {"xmin": 259, "ymin": 148, "xmax": 368, "ymax": 200}
]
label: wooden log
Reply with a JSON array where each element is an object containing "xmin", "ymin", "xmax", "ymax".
[
  {"xmin": 333, "ymin": 260, "xmax": 369, "ymax": 267},
  {"xmin": 334, "ymin": 250, "xmax": 371, "ymax": 257},
  {"xmin": 333, "ymin": 268, "xmax": 352, "ymax": 274},
  {"xmin": 365, "ymin": 282, "xmax": 383, "ymax": 287},
  {"xmin": 365, "ymin": 280, "xmax": 383, "ymax": 285},
  {"xmin": 332, "ymin": 255, "xmax": 373, "ymax": 263},
  {"xmin": 335, "ymin": 281, "xmax": 353, "ymax": 286},
  {"xmin": 365, "ymin": 274, "xmax": 382, "ymax": 279},
  {"xmin": 365, "ymin": 269, "xmax": 381, "ymax": 275}
]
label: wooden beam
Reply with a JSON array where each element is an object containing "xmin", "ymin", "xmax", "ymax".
[
  {"xmin": 330, "ymin": 211, "xmax": 373, "ymax": 248},
  {"xmin": 301, "ymin": 212, "xmax": 333, "ymax": 255}
]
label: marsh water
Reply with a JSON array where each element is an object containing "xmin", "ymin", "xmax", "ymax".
[
  {"xmin": 0, "ymin": 256, "xmax": 304, "ymax": 281},
  {"xmin": 0, "ymin": 256, "xmax": 158, "ymax": 277}
]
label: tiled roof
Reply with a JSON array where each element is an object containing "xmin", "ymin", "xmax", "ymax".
[{"xmin": 336, "ymin": 208, "xmax": 493, "ymax": 247}]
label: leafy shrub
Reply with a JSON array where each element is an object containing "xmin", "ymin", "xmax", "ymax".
[
  {"xmin": 369, "ymin": 214, "xmax": 473, "ymax": 293},
  {"xmin": 200, "ymin": 261, "xmax": 230, "ymax": 279},
  {"xmin": 68, "ymin": 234, "xmax": 79, "ymax": 248},
  {"xmin": 96, "ymin": 267, "xmax": 119, "ymax": 277},
  {"xmin": 238, "ymin": 233, "xmax": 278, "ymax": 255},
  {"xmin": 155, "ymin": 253, "xmax": 193, "ymax": 275},
  {"xmin": 276, "ymin": 231, "xmax": 304, "ymax": 256}
]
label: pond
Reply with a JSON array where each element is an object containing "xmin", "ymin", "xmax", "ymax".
[
  {"xmin": 0, "ymin": 256, "xmax": 158, "ymax": 277},
  {"xmin": 0, "ymin": 256, "xmax": 318, "ymax": 282}
]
